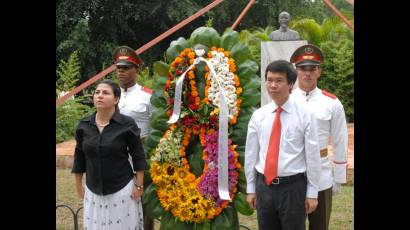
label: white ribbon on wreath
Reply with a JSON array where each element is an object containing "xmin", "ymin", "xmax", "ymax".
[{"xmin": 167, "ymin": 49, "xmax": 231, "ymax": 201}]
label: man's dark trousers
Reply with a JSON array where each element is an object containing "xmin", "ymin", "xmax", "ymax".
[
  {"xmin": 308, "ymin": 187, "xmax": 332, "ymax": 230},
  {"xmin": 256, "ymin": 172, "xmax": 307, "ymax": 230}
]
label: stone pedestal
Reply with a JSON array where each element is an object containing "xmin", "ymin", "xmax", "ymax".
[{"xmin": 260, "ymin": 40, "xmax": 307, "ymax": 106}]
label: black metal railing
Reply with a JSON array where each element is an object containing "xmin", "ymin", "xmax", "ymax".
[{"xmin": 56, "ymin": 204, "xmax": 83, "ymax": 230}]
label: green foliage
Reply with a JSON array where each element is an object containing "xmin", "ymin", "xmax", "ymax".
[
  {"xmin": 56, "ymin": 0, "xmax": 353, "ymax": 91},
  {"xmin": 238, "ymin": 27, "xmax": 271, "ymax": 64},
  {"xmin": 205, "ymin": 17, "xmax": 214, "ymax": 28},
  {"xmin": 186, "ymin": 138, "xmax": 204, "ymax": 178},
  {"xmin": 233, "ymin": 192, "xmax": 254, "ymax": 216},
  {"xmin": 56, "ymin": 50, "xmax": 81, "ymax": 94},
  {"xmin": 211, "ymin": 205, "xmax": 239, "ymax": 230},
  {"xmin": 143, "ymin": 184, "xmax": 166, "ymax": 219},
  {"xmin": 290, "ymin": 16, "xmax": 353, "ymax": 46},
  {"xmin": 236, "ymin": 15, "xmax": 354, "ymax": 122},
  {"xmin": 319, "ymin": 39, "xmax": 354, "ymax": 122},
  {"xmin": 138, "ymin": 67, "xmax": 154, "ymax": 89},
  {"xmin": 56, "ymin": 98, "xmax": 93, "ymax": 143},
  {"xmin": 56, "ymin": 50, "xmax": 93, "ymax": 143},
  {"xmin": 220, "ymin": 28, "xmax": 239, "ymax": 51},
  {"xmin": 189, "ymin": 27, "xmax": 221, "ymax": 49}
]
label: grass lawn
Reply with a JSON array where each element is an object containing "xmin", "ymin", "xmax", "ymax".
[{"xmin": 57, "ymin": 169, "xmax": 353, "ymax": 229}]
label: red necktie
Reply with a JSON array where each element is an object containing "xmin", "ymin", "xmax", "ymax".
[{"xmin": 264, "ymin": 107, "xmax": 283, "ymax": 185}]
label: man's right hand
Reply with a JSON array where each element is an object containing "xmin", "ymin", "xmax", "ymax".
[
  {"xmin": 305, "ymin": 198, "xmax": 318, "ymax": 214},
  {"xmin": 246, "ymin": 193, "xmax": 257, "ymax": 209}
]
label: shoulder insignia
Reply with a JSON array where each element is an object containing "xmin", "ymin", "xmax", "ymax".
[
  {"xmin": 142, "ymin": 86, "xmax": 153, "ymax": 95},
  {"xmin": 322, "ymin": 90, "xmax": 336, "ymax": 99}
]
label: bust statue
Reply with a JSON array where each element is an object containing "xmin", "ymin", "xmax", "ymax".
[{"xmin": 269, "ymin": 11, "xmax": 300, "ymax": 41}]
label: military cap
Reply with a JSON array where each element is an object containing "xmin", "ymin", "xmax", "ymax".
[
  {"xmin": 290, "ymin": 44, "xmax": 323, "ymax": 67},
  {"xmin": 113, "ymin": 46, "xmax": 143, "ymax": 67}
]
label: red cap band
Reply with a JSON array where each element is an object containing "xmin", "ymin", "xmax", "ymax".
[
  {"xmin": 294, "ymin": 54, "xmax": 321, "ymax": 64},
  {"xmin": 116, "ymin": 55, "xmax": 141, "ymax": 66}
]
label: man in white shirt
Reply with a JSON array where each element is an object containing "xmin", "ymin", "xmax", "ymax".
[
  {"xmin": 290, "ymin": 44, "xmax": 348, "ymax": 230},
  {"xmin": 245, "ymin": 60, "xmax": 321, "ymax": 230},
  {"xmin": 113, "ymin": 45, "xmax": 153, "ymax": 230}
]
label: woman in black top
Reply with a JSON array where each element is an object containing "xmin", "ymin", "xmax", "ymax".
[{"xmin": 72, "ymin": 80, "xmax": 147, "ymax": 230}]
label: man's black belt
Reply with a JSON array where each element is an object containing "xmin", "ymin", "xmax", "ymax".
[{"xmin": 258, "ymin": 172, "xmax": 306, "ymax": 185}]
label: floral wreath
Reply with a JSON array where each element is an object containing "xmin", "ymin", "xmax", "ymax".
[
  {"xmin": 150, "ymin": 47, "xmax": 241, "ymax": 223},
  {"xmin": 143, "ymin": 27, "xmax": 260, "ymax": 228}
]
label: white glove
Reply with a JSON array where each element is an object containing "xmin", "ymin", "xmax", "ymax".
[{"xmin": 332, "ymin": 181, "xmax": 342, "ymax": 195}]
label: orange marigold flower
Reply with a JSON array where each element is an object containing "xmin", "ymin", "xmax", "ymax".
[
  {"xmin": 217, "ymin": 48, "xmax": 224, "ymax": 52},
  {"xmin": 187, "ymin": 174, "xmax": 195, "ymax": 182},
  {"xmin": 184, "ymin": 48, "xmax": 191, "ymax": 53},
  {"xmin": 229, "ymin": 116, "xmax": 237, "ymax": 125},
  {"xmin": 223, "ymin": 51, "xmax": 230, "ymax": 57},
  {"xmin": 189, "ymin": 59, "xmax": 194, "ymax": 65},
  {"xmin": 188, "ymin": 52, "xmax": 195, "ymax": 59},
  {"xmin": 237, "ymin": 99, "xmax": 242, "ymax": 106},
  {"xmin": 182, "ymin": 158, "xmax": 188, "ymax": 165},
  {"xmin": 180, "ymin": 150, "xmax": 186, "ymax": 157},
  {"xmin": 236, "ymin": 87, "xmax": 242, "ymax": 95},
  {"xmin": 191, "ymin": 91, "xmax": 198, "ymax": 97},
  {"xmin": 182, "ymin": 140, "xmax": 189, "ymax": 146},
  {"xmin": 229, "ymin": 64, "xmax": 236, "ymax": 73}
]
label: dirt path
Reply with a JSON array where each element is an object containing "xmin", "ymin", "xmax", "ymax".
[{"xmin": 56, "ymin": 123, "xmax": 354, "ymax": 169}]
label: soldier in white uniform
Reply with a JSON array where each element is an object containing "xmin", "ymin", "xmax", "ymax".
[
  {"xmin": 113, "ymin": 45, "xmax": 153, "ymax": 230},
  {"xmin": 290, "ymin": 44, "xmax": 348, "ymax": 230}
]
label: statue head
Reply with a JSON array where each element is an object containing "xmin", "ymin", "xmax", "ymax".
[{"xmin": 278, "ymin": 11, "xmax": 290, "ymax": 30}]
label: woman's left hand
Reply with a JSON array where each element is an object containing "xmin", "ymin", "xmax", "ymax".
[{"xmin": 131, "ymin": 187, "xmax": 143, "ymax": 200}]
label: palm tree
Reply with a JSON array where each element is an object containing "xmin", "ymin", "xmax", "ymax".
[{"xmin": 289, "ymin": 12, "xmax": 353, "ymax": 46}]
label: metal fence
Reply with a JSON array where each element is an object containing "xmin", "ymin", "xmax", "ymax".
[{"xmin": 56, "ymin": 204, "xmax": 251, "ymax": 230}]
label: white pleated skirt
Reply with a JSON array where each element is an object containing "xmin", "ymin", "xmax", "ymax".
[{"xmin": 83, "ymin": 179, "xmax": 144, "ymax": 230}]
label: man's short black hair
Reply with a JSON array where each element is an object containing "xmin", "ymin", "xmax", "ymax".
[{"xmin": 264, "ymin": 60, "xmax": 296, "ymax": 85}]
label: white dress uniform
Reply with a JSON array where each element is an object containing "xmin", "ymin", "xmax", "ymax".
[
  {"xmin": 291, "ymin": 87, "xmax": 348, "ymax": 191},
  {"xmin": 118, "ymin": 83, "xmax": 152, "ymax": 139}
]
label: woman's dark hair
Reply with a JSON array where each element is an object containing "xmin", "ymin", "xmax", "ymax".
[
  {"xmin": 264, "ymin": 60, "xmax": 297, "ymax": 85},
  {"xmin": 95, "ymin": 79, "xmax": 121, "ymax": 110}
]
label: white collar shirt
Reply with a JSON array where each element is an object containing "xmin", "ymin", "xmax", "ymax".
[
  {"xmin": 118, "ymin": 83, "xmax": 152, "ymax": 138},
  {"xmin": 291, "ymin": 87, "xmax": 348, "ymax": 187},
  {"xmin": 244, "ymin": 96, "xmax": 321, "ymax": 198}
]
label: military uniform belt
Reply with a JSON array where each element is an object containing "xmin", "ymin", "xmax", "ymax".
[{"xmin": 320, "ymin": 148, "xmax": 328, "ymax": 157}]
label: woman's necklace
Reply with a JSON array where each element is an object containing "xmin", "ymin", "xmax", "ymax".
[
  {"xmin": 96, "ymin": 121, "xmax": 110, "ymax": 127},
  {"xmin": 96, "ymin": 114, "xmax": 110, "ymax": 127}
]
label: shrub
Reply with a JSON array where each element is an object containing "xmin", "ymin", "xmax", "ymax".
[
  {"xmin": 56, "ymin": 50, "xmax": 93, "ymax": 143},
  {"xmin": 56, "ymin": 98, "xmax": 93, "ymax": 143}
]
